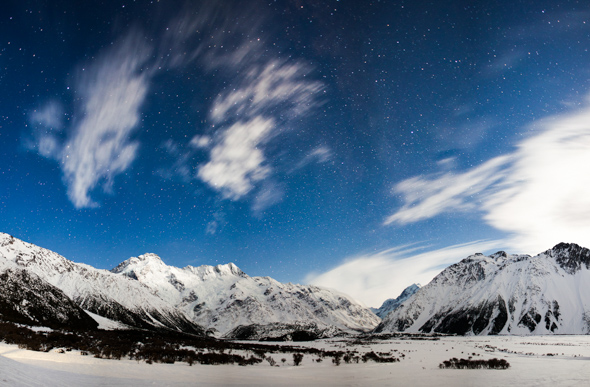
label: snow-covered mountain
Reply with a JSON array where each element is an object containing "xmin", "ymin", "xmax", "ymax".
[
  {"xmin": 375, "ymin": 243, "xmax": 590, "ymax": 335},
  {"xmin": 0, "ymin": 257, "xmax": 98, "ymax": 330},
  {"xmin": 0, "ymin": 233, "xmax": 379, "ymax": 336},
  {"xmin": 372, "ymin": 284, "xmax": 421, "ymax": 319},
  {"xmin": 112, "ymin": 254, "xmax": 380, "ymax": 337},
  {"xmin": 0, "ymin": 233, "xmax": 204, "ymax": 334}
]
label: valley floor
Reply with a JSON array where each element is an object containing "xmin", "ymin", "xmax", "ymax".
[{"xmin": 1, "ymin": 335, "xmax": 589, "ymax": 386}]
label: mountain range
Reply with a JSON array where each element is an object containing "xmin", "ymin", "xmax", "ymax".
[
  {"xmin": 2, "ymin": 232, "xmax": 590, "ymax": 338},
  {"xmin": 375, "ymin": 243, "xmax": 590, "ymax": 335},
  {"xmin": 0, "ymin": 233, "xmax": 379, "ymax": 338}
]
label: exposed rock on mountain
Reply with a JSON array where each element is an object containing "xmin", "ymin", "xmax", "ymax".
[
  {"xmin": 112, "ymin": 254, "xmax": 381, "ymax": 336},
  {"xmin": 0, "ymin": 233, "xmax": 378, "ymax": 337},
  {"xmin": 0, "ymin": 262, "xmax": 98, "ymax": 330},
  {"xmin": 0, "ymin": 233, "xmax": 204, "ymax": 334},
  {"xmin": 375, "ymin": 243, "xmax": 590, "ymax": 335}
]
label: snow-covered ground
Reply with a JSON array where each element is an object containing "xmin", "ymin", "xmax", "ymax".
[{"xmin": 1, "ymin": 335, "xmax": 589, "ymax": 386}]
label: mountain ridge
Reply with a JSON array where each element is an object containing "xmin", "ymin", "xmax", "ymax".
[
  {"xmin": 0, "ymin": 233, "xmax": 379, "ymax": 337},
  {"xmin": 375, "ymin": 243, "xmax": 590, "ymax": 335},
  {"xmin": 372, "ymin": 284, "xmax": 421, "ymax": 319},
  {"xmin": 112, "ymin": 251, "xmax": 380, "ymax": 336}
]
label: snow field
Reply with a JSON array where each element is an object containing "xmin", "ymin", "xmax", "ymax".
[{"xmin": 1, "ymin": 335, "xmax": 590, "ymax": 386}]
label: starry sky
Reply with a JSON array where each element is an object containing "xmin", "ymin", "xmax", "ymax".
[{"xmin": 2, "ymin": 0, "xmax": 590, "ymax": 306}]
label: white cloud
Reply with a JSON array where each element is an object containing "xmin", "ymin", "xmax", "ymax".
[
  {"xmin": 29, "ymin": 8, "xmax": 322, "ymax": 211},
  {"xmin": 386, "ymin": 99, "xmax": 590, "ymax": 254},
  {"xmin": 30, "ymin": 101, "xmax": 63, "ymax": 130},
  {"xmin": 195, "ymin": 60, "xmax": 323, "ymax": 204},
  {"xmin": 197, "ymin": 117, "xmax": 274, "ymax": 199},
  {"xmin": 27, "ymin": 101, "xmax": 64, "ymax": 159},
  {"xmin": 61, "ymin": 32, "xmax": 152, "ymax": 208},
  {"xmin": 384, "ymin": 155, "xmax": 511, "ymax": 225},
  {"xmin": 189, "ymin": 135, "xmax": 211, "ymax": 149},
  {"xmin": 205, "ymin": 211, "xmax": 226, "ymax": 235},
  {"xmin": 305, "ymin": 240, "xmax": 504, "ymax": 307},
  {"xmin": 292, "ymin": 146, "xmax": 333, "ymax": 171},
  {"xmin": 252, "ymin": 181, "xmax": 284, "ymax": 213},
  {"xmin": 209, "ymin": 60, "xmax": 323, "ymax": 124},
  {"xmin": 36, "ymin": 135, "xmax": 61, "ymax": 159}
]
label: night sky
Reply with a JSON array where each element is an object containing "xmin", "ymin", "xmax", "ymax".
[{"xmin": 2, "ymin": 0, "xmax": 590, "ymax": 306}]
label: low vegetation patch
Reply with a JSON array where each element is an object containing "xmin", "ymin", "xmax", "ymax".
[
  {"xmin": 0, "ymin": 321, "xmax": 363, "ymax": 367},
  {"xmin": 362, "ymin": 351, "xmax": 400, "ymax": 363},
  {"xmin": 439, "ymin": 357, "xmax": 510, "ymax": 370}
]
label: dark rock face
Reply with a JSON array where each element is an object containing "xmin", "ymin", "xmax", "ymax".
[
  {"xmin": 518, "ymin": 308, "xmax": 542, "ymax": 332},
  {"xmin": 76, "ymin": 294, "xmax": 204, "ymax": 334},
  {"xmin": 544, "ymin": 301, "xmax": 560, "ymax": 332},
  {"xmin": 376, "ymin": 242, "xmax": 590, "ymax": 336},
  {"xmin": 224, "ymin": 322, "xmax": 333, "ymax": 341},
  {"xmin": 0, "ymin": 268, "xmax": 98, "ymax": 330},
  {"xmin": 549, "ymin": 243, "xmax": 590, "ymax": 274},
  {"xmin": 415, "ymin": 297, "xmax": 508, "ymax": 335}
]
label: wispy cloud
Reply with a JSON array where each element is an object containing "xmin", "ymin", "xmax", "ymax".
[
  {"xmin": 305, "ymin": 240, "xmax": 504, "ymax": 307},
  {"xmin": 252, "ymin": 181, "xmax": 284, "ymax": 213},
  {"xmin": 156, "ymin": 140, "xmax": 193, "ymax": 182},
  {"xmin": 60, "ymin": 31, "xmax": 152, "ymax": 208},
  {"xmin": 30, "ymin": 101, "xmax": 63, "ymax": 130},
  {"xmin": 210, "ymin": 60, "xmax": 323, "ymax": 124},
  {"xmin": 291, "ymin": 145, "xmax": 333, "ymax": 171},
  {"xmin": 28, "ymin": 6, "xmax": 323, "ymax": 211},
  {"xmin": 195, "ymin": 60, "xmax": 324, "ymax": 203},
  {"xmin": 386, "ymin": 98, "xmax": 590, "ymax": 254},
  {"xmin": 27, "ymin": 29, "xmax": 157, "ymax": 208},
  {"xmin": 27, "ymin": 101, "xmax": 64, "ymax": 159},
  {"xmin": 205, "ymin": 210, "xmax": 226, "ymax": 235},
  {"xmin": 385, "ymin": 155, "xmax": 511, "ymax": 225}
]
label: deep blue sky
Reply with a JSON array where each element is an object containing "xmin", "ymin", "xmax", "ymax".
[{"xmin": 2, "ymin": 0, "xmax": 590, "ymax": 305}]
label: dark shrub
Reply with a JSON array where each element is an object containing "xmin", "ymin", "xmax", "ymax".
[
  {"xmin": 439, "ymin": 357, "xmax": 510, "ymax": 369},
  {"xmin": 332, "ymin": 354, "xmax": 341, "ymax": 366},
  {"xmin": 293, "ymin": 353, "xmax": 304, "ymax": 366},
  {"xmin": 362, "ymin": 351, "xmax": 399, "ymax": 363}
]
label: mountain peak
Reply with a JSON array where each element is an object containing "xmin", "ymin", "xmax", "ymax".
[
  {"xmin": 550, "ymin": 242, "xmax": 583, "ymax": 253},
  {"xmin": 136, "ymin": 253, "xmax": 164, "ymax": 263},
  {"xmin": 111, "ymin": 253, "xmax": 168, "ymax": 278},
  {"xmin": 183, "ymin": 262, "xmax": 247, "ymax": 279},
  {"xmin": 214, "ymin": 262, "xmax": 244, "ymax": 276},
  {"xmin": 490, "ymin": 251, "xmax": 508, "ymax": 259},
  {"xmin": 547, "ymin": 242, "xmax": 590, "ymax": 274},
  {"xmin": 376, "ymin": 243, "xmax": 590, "ymax": 335},
  {"xmin": 372, "ymin": 283, "xmax": 421, "ymax": 319}
]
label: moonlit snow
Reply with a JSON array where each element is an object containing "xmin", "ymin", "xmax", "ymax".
[{"xmin": 1, "ymin": 335, "xmax": 589, "ymax": 386}]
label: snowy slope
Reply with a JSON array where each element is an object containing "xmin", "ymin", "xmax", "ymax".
[
  {"xmin": 375, "ymin": 243, "xmax": 590, "ymax": 335},
  {"xmin": 0, "ymin": 257, "xmax": 98, "ymax": 330},
  {"xmin": 0, "ymin": 233, "xmax": 204, "ymax": 334},
  {"xmin": 372, "ymin": 284, "xmax": 421, "ymax": 319},
  {"xmin": 112, "ymin": 254, "xmax": 380, "ymax": 336}
]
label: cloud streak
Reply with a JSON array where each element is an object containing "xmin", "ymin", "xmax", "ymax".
[
  {"xmin": 28, "ymin": 31, "xmax": 154, "ymax": 208},
  {"xmin": 306, "ymin": 240, "xmax": 504, "ymax": 307},
  {"xmin": 209, "ymin": 60, "xmax": 323, "ymax": 124},
  {"xmin": 196, "ymin": 60, "xmax": 323, "ymax": 202},
  {"xmin": 61, "ymin": 32, "xmax": 152, "ymax": 208},
  {"xmin": 29, "ymin": 6, "xmax": 323, "ymax": 211},
  {"xmin": 386, "ymin": 98, "xmax": 590, "ymax": 254}
]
